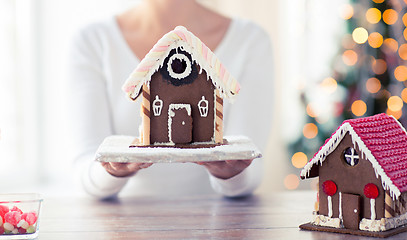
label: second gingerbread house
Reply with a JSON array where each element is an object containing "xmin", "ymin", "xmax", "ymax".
[{"xmin": 300, "ymin": 113, "xmax": 407, "ymax": 234}]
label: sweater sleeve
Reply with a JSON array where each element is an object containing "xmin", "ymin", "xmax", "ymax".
[
  {"xmin": 208, "ymin": 22, "xmax": 274, "ymax": 197},
  {"xmin": 67, "ymin": 25, "xmax": 130, "ymax": 199}
]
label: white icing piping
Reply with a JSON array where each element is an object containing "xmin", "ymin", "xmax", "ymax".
[
  {"xmin": 328, "ymin": 196, "xmax": 333, "ymax": 218},
  {"xmin": 167, "ymin": 53, "xmax": 192, "ymax": 79},
  {"xmin": 126, "ymin": 40, "xmax": 237, "ymax": 101},
  {"xmin": 371, "ymin": 198, "xmax": 376, "ymax": 220},
  {"xmin": 168, "ymin": 104, "xmax": 192, "ymax": 144},
  {"xmin": 212, "ymin": 90, "xmax": 217, "ymax": 142},
  {"xmin": 339, "ymin": 192, "xmax": 343, "ymax": 221},
  {"xmin": 300, "ymin": 122, "xmax": 402, "ymax": 200}
]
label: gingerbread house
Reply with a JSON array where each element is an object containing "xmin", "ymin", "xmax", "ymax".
[
  {"xmin": 300, "ymin": 113, "xmax": 407, "ymax": 234},
  {"xmin": 122, "ymin": 26, "xmax": 240, "ymax": 146}
]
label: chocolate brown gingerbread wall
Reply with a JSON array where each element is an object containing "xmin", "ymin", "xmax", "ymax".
[
  {"xmin": 149, "ymin": 64, "xmax": 216, "ymax": 144},
  {"xmin": 319, "ymin": 133, "xmax": 385, "ymax": 221}
]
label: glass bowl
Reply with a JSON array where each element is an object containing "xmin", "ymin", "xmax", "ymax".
[{"xmin": 0, "ymin": 193, "xmax": 42, "ymax": 239}]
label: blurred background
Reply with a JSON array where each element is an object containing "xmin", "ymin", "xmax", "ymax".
[{"xmin": 0, "ymin": 0, "xmax": 406, "ymax": 196}]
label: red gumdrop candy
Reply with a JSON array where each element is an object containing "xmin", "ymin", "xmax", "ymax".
[
  {"xmin": 0, "ymin": 226, "xmax": 4, "ymax": 235},
  {"xmin": 0, "ymin": 205, "xmax": 9, "ymax": 219},
  {"xmin": 10, "ymin": 206, "xmax": 23, "ymax": 214},
  {"xmin": 22, "ymin": 212, "xmax": 37, "ymax": 225},
  {"xmin": 18, "ymin": 227, "xmax": 27, "ymax": 234},
  {"xmin": 4, "ymin": 211, "xmax": 21, "ymax": 226},
  {"xmin": 322, "ymin": 180, "xmax": 337, "ymax": 196},
  {"xmin": 364, "ymin": 183, "xmax": 379, "ymax": 199}
]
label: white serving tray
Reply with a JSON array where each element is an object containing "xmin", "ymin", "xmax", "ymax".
[{"xmin": 95, "ymin": 135, "xmax": 262, "ymax": 163}]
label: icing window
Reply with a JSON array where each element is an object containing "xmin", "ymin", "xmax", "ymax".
[
  {"xmin": 152, "ymin": 95, "xmax": 163, "ymax": 116},
  {"xmin": 160, "ymin": 48, "xmax": 198, "ymax": 86},
  {"xmin": 198, "ymin": 96, "xmax": 209, "ymax": 117},
  {"xmin": 167, "ymin": 53, "xmax": 192, "ymax": 80},
  {"xmin": 343, "ymin": 147, "xmax": 359, "ymax": 166}
]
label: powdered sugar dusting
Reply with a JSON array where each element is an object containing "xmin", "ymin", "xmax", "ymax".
[{"xmin": 95, "ymin": 135, "xmax": 261, "ymax": 163}]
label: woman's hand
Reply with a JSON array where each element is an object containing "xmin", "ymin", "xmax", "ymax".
[
  {"xmin": 196, "ymin": 160, "xmax": 253, "ymax": 180},
  {"xmin": 101, "ymin": 162, "xmax": 153, "ymax": 178}
]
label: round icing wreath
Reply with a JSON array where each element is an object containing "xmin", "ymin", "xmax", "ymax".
[{"xmin": 167, "ymin": 53, "xmax": 192, "ymax": 79}]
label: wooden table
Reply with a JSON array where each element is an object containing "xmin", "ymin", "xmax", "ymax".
[{"xmin": 38, "ymin": 191, "xmax": 407, "ymax": 239}]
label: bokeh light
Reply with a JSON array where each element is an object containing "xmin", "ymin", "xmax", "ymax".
[
  {"xmin": 342, "ymin": 50, "xmax": 358, "ymax": 66},
  {"xmin": 383, "ymin": 38, "xmax": 399, "ymax": 52},
  {"xmin": 395, "ymin": 66, "xmax": 407, "ymax": 81},
  {"xmin": 387, "ymin": 109, "xmax": 403, "ymax": 119},
  {"xmin": 403, "ymin": 13, "xmax": 407, "ymax": 26},
  {"xmin": 372, "ymin": 0, "xmax": 384, "ymax": 3},
  {"xmin": 399, "ymin": 44, "xmax": 407, "ymax": 60},
  {"xmin": 366, "ymin": 8, "xmax": 381, "ymax": 24},
  {"xmin": 352, "ymin": 27, "xmax": 369, "ymax": 44},
  {"xmin": 320, "ymin": 77, "xmax": 338, "ymax": 93},
  {"xmin": 401, "ymin": 88, "xmax": 407, "ymax": 103},
  {"xmin": 388, "ymin": 96, "xmax": 403, "ymax": 112},
  {"xmin": 284, "ymin": 174, "xmax": 300, "ymax": 190},
  {"xmin": 383, "ymin": 9, "xmax": 398, "ymax": 25},
  {"xmin": 340, "ymin": 4, "xmax": 354, "ymax": 20},
  {"xmin": 404, "ymin": 29, "xmax": 407, "ymax": 41},
  {"xmin": 303, "ymin": 123, "xmax": 318, "ymax": 139},
  {"xmin": 368, "ymin": 32, "xmax": 383, "ymax": 48},
  {"xmin": 306, "ymin": 103, "xmax": 319, "ymax": 118},
  {"xmin": 351, "ymin": 100, "xmax": 367, "ymax": 116},
  {"xmin": 342, "ymin": 34, "xmax": 356, "ymax": 49},
  {"xmin": 366, "ymin": 77, "xmax": 381, "ymax": 93},
  {"xmin": 291, "ymin": 152, "xmax": 308, "ymax": 169},
  {"xmin": 372, "ymin": 59, "xmax": 387, "ymax": 75}
]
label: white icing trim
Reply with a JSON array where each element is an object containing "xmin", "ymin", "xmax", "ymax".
[
  {"xmin": 311, "ymin": 213, "xmax": 341, "ymax": 228},
  {"xmin": 300, "ymin": 122, "xmax": 402, "ymax": 200},
  {"xmin": 359, "ymin": 212, "xmax": 407, "ymax": 232},
  {"xmin": 339, "ymin": 192, "xmax": 343, "ymax": 221},
  {"xmin": 167, "ymin": 53, "xmax": 192, "ymax": 79},
  {"xmin": 328, "ymin": 196, "xmax": 333, "ymax": 218},
  {"xmin": 168, "ymin": 104, "xmax": 191, "ymax": 144},
  {"xmin": 125, "ymin": 39, "xmax": 237, "ymax": 101},
  {"xmin": 371, "ymin": 198, "xmax": 376, "ymax": 220}
]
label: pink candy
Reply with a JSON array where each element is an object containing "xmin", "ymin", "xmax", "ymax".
[
  {"xmin": 21, "ymin": 212, "xmax": 37, "ymax": 225},
  {"xmin": 10, "ymin": 206, "xmax": 22, "ymax": 214},
  {"xmin": 4, "ymin": 211, "xmax": 21, "ymax": 226}
]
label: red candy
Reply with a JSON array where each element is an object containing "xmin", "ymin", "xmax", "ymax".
[
  {"xmin": 0, "ymin": 205, "xmax": 9, "ymax": 219},
  {"xmin": 22, "ymin": 212, "xmax": 37, "ymax": 225},
  {"xmin": 322, "ymin": 180, "xmax": 337, "ymax": 196},
  {"xmin": 18, "ymin": 227, "xmax": 26, "ymax": 234},
  {"xmin": 364, "ymin": 183, "xmax": 379, "ymax": 199},
  {"xmin": 10, "ymin": 206, "xmax": 23, "ymax": 214},
  {"xmin": 0, "ymin": 226, "xmax": 4, "ymax": 235},
  {"xmin": 4, "ymin": 211, "xmax": 21, "ymax": 226}
]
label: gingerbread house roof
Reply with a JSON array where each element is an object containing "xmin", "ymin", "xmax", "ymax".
[
  {"xmin": 300, "ymin": 113, "xmax": 407, "ymax": 200},
  {"xmin": 122, "ymin": 26, "xmax": 240, "ymax": 101}
]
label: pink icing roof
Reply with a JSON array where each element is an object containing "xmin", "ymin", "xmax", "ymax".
[
  {"xmin": 301, "ymin": 113, "xmax": 407, "ymax": 199},
  {"xmin": 122, "ymin": 26, "xmax": 240, "ymax": 101}
]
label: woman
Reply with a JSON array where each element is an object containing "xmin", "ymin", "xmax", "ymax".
[{"xmin": 68, "ymin": 0, "xmax": 273, "ymax": 199}]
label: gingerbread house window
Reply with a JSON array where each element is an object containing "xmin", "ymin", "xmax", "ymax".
[
  {"xmin": 198, "ymin": 96, "xmax": 209, "ymax": 117},
  {"xmin": 343, "ymin": 147, "xmax": 359, "ymax": 166},
  {"xmin": 152, "ymin": 95, "xmax": 163, "ymax": 116},
  {"xmin": 167, "ymin": 53, "xmax": 192, "ymax": 80}
]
